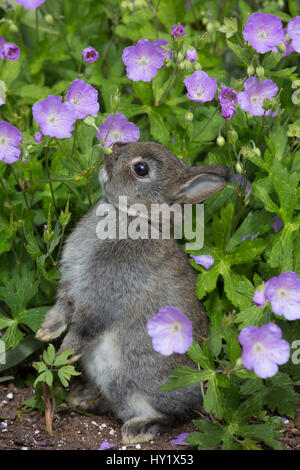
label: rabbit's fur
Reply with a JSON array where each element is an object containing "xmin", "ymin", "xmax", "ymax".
[{"xmin": 36, "ymin": 142, "xmax": 230, "ymax": 444}]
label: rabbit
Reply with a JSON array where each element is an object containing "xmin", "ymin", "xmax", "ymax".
[{"xmin": 36, "ymin": 141, "xmax": 230, "ymax": 444}]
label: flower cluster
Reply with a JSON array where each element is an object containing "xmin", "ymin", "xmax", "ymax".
[
  {"xmin": 0, "ymin": 36, "xmax": 19, "ymax": 61},
  {"xmin": 33, "ymin": 79, "xmax": 99, "ymax": 139}
]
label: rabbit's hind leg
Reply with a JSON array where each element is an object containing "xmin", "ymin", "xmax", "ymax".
[
  {"xmin": 68, "ymin": 383, "xmax": 112, "ymax": 415},
  {"xmin": 121, "ymin": 416, "xmax": 174, "ymax": 444},
  {"xmin": 36, "ymin": 283, "xmax": 74, "ymax": 342}
]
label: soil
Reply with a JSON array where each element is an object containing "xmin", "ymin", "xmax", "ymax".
[{"xmin": 0, "ymin": 382, "xmax": 300, "ymax": 451}]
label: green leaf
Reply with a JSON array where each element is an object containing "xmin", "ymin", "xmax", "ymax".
[
  {"xmin": 0, "ymin": 335, "xmax": 41, "ymax": 373},
  {"xmin": 232, "ymin": 388, "xmax": 266, "ymax": 423},
  {"xmin": 43, "ymin": 344, "xmax": 56, "ymax": 366},
  {"xmin": 132, "ymin": 81, "xmax": 152, "ymax": 105},
  {"xmin": 225, "ymin": 238, "xmax": 267, "ymax": 265},
  {"xmin": 18, "ymin": 306, "xmax": 49, "ymax": 332},
  {"xmin": 187, "ymin": 342, "xmax": 214, "ymax": 370},
  {"xmin": 226, "ymin": 40, "xmax": 249, "ymax": 65},
  {"xmin": 160, "ymin": 366, "xmax": 214, "ymax": 391},
  {"xmin": 148, "ymin": 108, "xmax": 170, "ymax": 146},
  {"xmin": 212, "ymin": 203, "xmax": 235, "ymax": 252},
  {"xmin": 235, "ymin": 305, "xmax": 265, "ymax": 329},
  {"xmin": 187, "ymin": 420, "xmax": 224, "ymax": 449},
  {"xmin": 1, "ymin": 322, "xmax": 24, "ymax": 350},
  {"xmin": 0, "ymin": 232, "xmax": 11, "ymax": 255},
  {"xmin": 204, "ymin": 375, "xmax": 223, "ymax": 419},
  {"xmin": 1, "ymin": 274, "xmax": 39, "ymax": 316},
  {"xmin": 235, "ymin": 423, "xmax": 283, "ymax": 450},
  {"xmin": 196, "ymin": 264, "xmax": 220, "ymax": 300},
  {"xmin": 262, "ymin": 52, "xmax": 282, "ymax": 71},
  {"xmin": 53, "ymin": 349, "xmax": 75, "ymax": 366}
]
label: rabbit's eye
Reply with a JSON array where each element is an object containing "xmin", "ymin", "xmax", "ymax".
[{"xmin": 133, "ymin": 161, "xmax": 149, "ymax": 177}]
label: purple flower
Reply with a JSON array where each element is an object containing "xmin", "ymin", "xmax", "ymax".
[
  {"xmin": 34, "ymin": 130, "xmax": 43, "ymax": 143},
  {"xmin": 241, "ymin": 233, "xmax": 258, "ymax": 242},
  {"xmin": 0, "ymin": 121, "xmax": 22, "ymax": 164},
  {"xmin": 231, "ymin": 173, "xmax": 251, "ymax": 196},
  {"xmin": 190, "ymin": 254, "xmax": 214, "ymax": 270},
  {"xmin": 152, "ymin": 39, "xmax": 170, "ymax": 58},
  {"xmin": 82, "ymin": 46, "xmax": 99, "ymax": 63},
  {"xmin": 98, "ymin": 441, "xmax": 116, "ymax": 450},
  {"xmin": 171, "ymin": 25, "xmax": 186, "ymax": 38},
  {"xmin": 242, "ymin": 13, "xmax": 285, "ymax": 54},
  {"xmin": 183, "ymin": 71, "xmax": 217, "ymax": 103},
  {"xmin": 238, "ymin": 323, "xmax": 290, "ymax": 378},
  {"xmin": 271, "ymin": 215, "xmax": 284, "ymax": 233},
  {"xmin": 253, "ymin": 285, "xmax": 266, "ymax": 307},
  {"xmin": 2, "ymin": 43, "xmax": 19, "ymax": 61},
  {"xmin": 32, "ymin": 95, "xmax": 76, "ymax": 139},
  {"xmin": 186, "ymin": 48, "xmax": 197, "ymax": 62},
  {"xmin": 122, "ymin": 39, "xmax": 165, "ymax": 82},
  {"xmin": 96, "ymin": 113, "xmax": 140, "ymax": 148},
  {"xmin": 238, "ymin": 77, "xmax": 278, "ymax": 117},
  {"xmin": 14, "ymin": 0, "xmax": 46, "ymax": 8},
  {"xmin": 170, "ymin": 433, "xmax": 190, "ymax": 445},
  {"xmin": 147, "ymin": 306, "xmax": 193, "ymax": 356},
  {"xmin": 265, "ymin": 271, "xmax": 300, "ymax": 321},
  {"xmin": 66, "ymin": 79, "xmax": 99, "ymax": 120},
  {"xmin": 218, "ymin": 85, "xmax": 238, "ymax": 119},
  {"xmin": 287, "ymin": 16, "xmax": 300, "ymax": 53}
]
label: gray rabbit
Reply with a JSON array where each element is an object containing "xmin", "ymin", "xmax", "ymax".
[{"xmin": 36, "ymin": 142, "xmax": 230, "ymax": 444}]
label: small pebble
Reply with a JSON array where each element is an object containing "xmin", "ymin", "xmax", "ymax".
[
  {"xmin": 1, "ymin": 400, "xmax": 8, "ymax": 405},
  {"xmin": 282, "ymin": 417, "xmax": 289, "ymax": 424},
  {"xmin": 121, "ymin": 446, "xmax": 127, "ymax": 450},
  {"xmin": 91, "ymin": 421, "xmax": 99, "ymax": 427},
  {"xmin": 34, "ymin": 430, "xmax": 40, "ymax": 435},
  {"xmin": 136, "ymin": 444, "xmax": 141, "ymax": 449},
  {"xmin": 6, "ymin": 393, "xmax": 13, "ymax": 400},
  {"xmin": 109, "ymin": 429, "xmax": 116, "ymax": 435}
]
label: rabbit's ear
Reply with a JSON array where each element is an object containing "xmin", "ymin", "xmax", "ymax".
[{"xmin": 173, "ymin": 167, "xmax": 229, "ymax": 204}]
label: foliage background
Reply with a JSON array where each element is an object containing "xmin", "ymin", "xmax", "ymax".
[{"xmin": 0, "ymin": 0, "xmax": 299, "ymax": 450}]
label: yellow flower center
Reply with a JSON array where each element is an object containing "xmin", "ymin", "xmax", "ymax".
[
  {"xmin": 172, "ymin": 322, "xmax": 182, "ymax": 333},
  {"xmin": 258, "ymin": 30, "xmax": 268, "ymax": 40},
  {"xmin": 139, "ymin": 56, "xmax": 149, "ymax": 66}
]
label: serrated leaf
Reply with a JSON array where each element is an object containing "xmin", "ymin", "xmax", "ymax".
[
  {"xmin": 187, "ymin": 342, "xmax": 214, "ymax": 370},
  {"xmin": 43, "ymin": 344, "xmax": 56, "ymax": 366},
  {"xmin": 203, "ymin": 375, "xmax": 223, "ymax": 419},
  {"xmin": 160, "ymin": 366, "xmax": 214, "ymax": 391},
  {"xmin": 53, "ymin": 349, "xmax": 75, "ymax": 366},
  {"xmin": 187, "ymin": 420, "xmax": 224, "ymax": 449}
]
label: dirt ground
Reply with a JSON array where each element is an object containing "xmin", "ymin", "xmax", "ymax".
[{"xmin": 0, "ymin": 382, "xmax": 300, "ymax": 451}]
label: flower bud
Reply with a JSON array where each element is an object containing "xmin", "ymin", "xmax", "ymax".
[
  {"xmin": 235, "ymin": 161, "xmax": 243, "ymax": 174},
  {"xmin": 206, "ymin": 22, "xmax": 214, "ymax": 32},
  {"xmin": 292, "ymin": 80, "xmax": 300, "ymax": 89},
  {"xmin": 247, "ymin": 65, "xmax": 255, "ymax": 77},
  {"xmin": 110, "ymin": 88, "xmax": 120, "ymax": 112},
  {"xmin": 178, "ymin": 61, "xmax": 185, "ymax": 70},
  {"xmin": 9, "ymin": 23, "xmax": 18, "ymax": 33},
  {"xmin": 277, "ymin": 42, "xmax": 286, "ymax": 54},
  {"xmin": 185, "ymin": 111, "xmax": 193, "ymax": 123},
  {"xmin": 194, "ymin": 62, "xmax": 202, "ymax": 70},
  {"xmin": 103, "ymin": 146, "xmax": 113, "ymax": 155},
  {"xmin": 228, "ymin": 128, "xmax": 238, "ymax": 144},
  {"xmin": 83, "ymin": 115, "xmax": 96, "ymax": 127},
  {"xmin": 262, "ymin": 97, "xmax": 272, "ymax": 111},
  {"xmin": 196, "ymin": 33, "xmax": 207, "ymax": 50},
  {"xmin": 177, "ymin": 51, "xmax": 185, "ymax": 63},
  {"xmin": 216, "ymin": 135, "xmax": 225, "ymax": 147},
  {"xmin": 45, "ymin": 14, "xmax": 54, "ymax": 25},
  {"xmin": 256, "ymin": 66, "xmax": 264, "ymax": 79},
  {"xmin": 254, "ymin": 147, "xmax": 261, "ymax": 157}
]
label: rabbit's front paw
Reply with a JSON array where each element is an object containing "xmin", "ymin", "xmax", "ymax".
[
  {"xmin": 57, "ymin": 331, "xmax": 83, "ymax": 362},
  {"xmin": 122, "ymin": 417, "xmax": 168, "ymax": 444},
  {"xmin": 36, "ymin": 306, "xmax": 68, "ymax": 342}
]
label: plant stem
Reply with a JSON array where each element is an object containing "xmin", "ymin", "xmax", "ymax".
[
  {"xmin": 35, "ymin": 8, "xmax": 39, "ymax": 50},
  {"xmin": 42, "ymin": 383, "xmax": 53, "ymax": 435},
  {"xmin": 45, "ymin": 143, "xmax": 58, "ymax": 217},
  {"xmin": 103, "ymin": 112, "xmax": 116, "ymax": 146},
  {"xmin": 192, "ymin": 107, "xmax": 219, "ymax": 142},
  {"xmin": 10, "ymin": 164, "xmax": 30, "ymax": 210}
]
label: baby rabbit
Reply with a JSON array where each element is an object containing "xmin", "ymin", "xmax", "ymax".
[{"xmin": 36, "ymin": 141, "xmax": 230, "ymax": 444}]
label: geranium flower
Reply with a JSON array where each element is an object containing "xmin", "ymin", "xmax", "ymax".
[
  {"xmin": 218, "ymin": 85, "xmax": 238, "ymax": 119},
  {"xmin": 238, "ymin": 77, "xmax": 278, "ymax": 116},
  {"xmin": 34, "ymin": 130, "xmax": 43, "ymax": 143},
  {"xmin": 243, "ymin": 13, "xmax": 285, "ymax": 54},
  {"xmin": 183, "ymin": 70, "xmax": 217, "ymax": 102},
  {"xmin": 0, "ymin": 121, "xmax": 22, "ymax": 163},
  {"xmin": 66, "ymin": 79, "xmax": 99, "ymax": 120},
  {"xmin": 265, "ymin": 271, "xmax": 300, "ymax": 321},
  {"xmin": 231, "ymin": 173, "xmax": 251, "ymax": 195},
  {"xmin": 171, "ymin": 25, "xmax": 186, "ymax": 37},
  {"xmin": 287, "ymin": 16, "xmax": 300, "ymax": 53},
  {"xmin": 32, "ymin": 95, "xmax": 76, "ymax": 139},
  {"xmin": 2, "ymin": 43, "xmax": 19, "ymax": 61},
  {"xmin": 271, "ymin": 215, "xmax": 284, "ymax": 233},
  {"xmin": 122, "ymin": 39, "xmax": 165, "ymax": 82},
  {"xmin": 238, "ymin": 323, "xmax": 290, "ymax": 378},
  {"xmin": 190, "ymin": 254, "xmax": 214, "ymax": 269},
  {"xmin": 82, "ymin": 46, "xmax": 99, "ymax": 63},
  {"xmin": 147, "ymin": 306, "xmax": 193, "ymax": 356},
  {"xmin": 253, "ymin": 284, "xmax": 266, "ymax": 307},
  {"xmin": 14, "ymin": 0, "xmax": 46, "ymax": 8},
  {"xmin": 96, "ymin": 113, "xmax": 140, "ymax": 148},
  {"xmin": 186, "ymin": 47, "xmax": 197, "ymax": 62}
]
